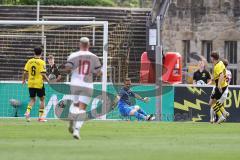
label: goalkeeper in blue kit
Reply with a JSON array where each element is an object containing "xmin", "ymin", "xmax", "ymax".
[{"xmin": 117, "ymin": 78, "xmax": 155, "ymax": 121}]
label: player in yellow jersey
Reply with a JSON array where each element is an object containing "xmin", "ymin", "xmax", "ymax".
[
  {"xmin": 22, "ymin": 47, "xmax": 49, "ymax": 122},
  {"xmin": 209, "ymin": 52, "xmax": 230, "ymax": 124}
]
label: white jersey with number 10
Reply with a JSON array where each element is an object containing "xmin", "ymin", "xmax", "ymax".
[{"xmin": 67, "ymin": 51, "xmax": 101, "ymax": 89}]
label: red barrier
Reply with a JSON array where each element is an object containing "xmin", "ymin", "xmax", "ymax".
[
  {"xmin": 140, "ymin": 52, "xmax": 155, "ymax": 83},
  {"xmin": 163, "ymin": 52, "xmax": 182, "ymax": 84},
  {"xmin": 140, "ymin": 52, "xmax": 182, "ymax": 84}
]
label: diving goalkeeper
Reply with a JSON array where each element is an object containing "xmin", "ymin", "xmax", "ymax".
[{"xmin": 117, "ymin": 78, "xmax": 155, "ymax": 121}]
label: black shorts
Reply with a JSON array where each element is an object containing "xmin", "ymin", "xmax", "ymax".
[
  {"xmin": 211, "ymin": 86, "xmax": 227, "ymax": 100},
  {"xmin": 29, "ymin": 86, "xmax": 45, "ymax": 98}
]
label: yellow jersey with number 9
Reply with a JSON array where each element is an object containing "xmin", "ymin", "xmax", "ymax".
[
  {"xmin": 213, "ymin": 61, "xmax": 228, "ymax": 88},
  {"xmin": 24, "ymin": 58, "xmax": 46, "ymax": 89}
]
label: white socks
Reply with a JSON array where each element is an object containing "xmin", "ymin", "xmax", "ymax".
[
  {"xmin": 74, "ymin": 109, "xmax": 86, "ymax": 131},
  {"xmin": 210, "ymin": 107, "xmax": 215, "ymax": 121},
  {"xmin": 75, "ymin": 121, "xmax": 84, "ymax": 130}
]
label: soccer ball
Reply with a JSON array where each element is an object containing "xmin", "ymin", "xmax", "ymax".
[
  {"xmin": 196, "ymin": 80, "xmax": 206, "ymax": 85},
  {"xmin": 9, "ymin": 99, "xmax": 21, "ymax": 108},
  {"xmin": 48, "ymin": 74, "xmax": 56, "ymax": 81}
]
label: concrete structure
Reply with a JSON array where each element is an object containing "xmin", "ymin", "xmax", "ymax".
[
  {"xmin": 0, "ymin": 1, "xmax": 240, "ymax": 84},
  {"xmin": 162, "ymin": 0, "xmax": 240, "ymax": 84}
]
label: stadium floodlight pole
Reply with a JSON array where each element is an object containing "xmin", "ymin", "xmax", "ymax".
[
  {"xmin": 42, "ymin": 16, "xmax": 96, "ymax": 46},
  {"xmin": 155, "ymin": 16, "xmax": 162, "ymax": 121},
  {"xmin": 154, "ymin": 0, "xmax": 171, "ymax": 121}
]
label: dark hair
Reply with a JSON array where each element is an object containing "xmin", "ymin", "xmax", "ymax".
[
  {"xmin": 210, "ymin": 51, "xmax": 219, "ymax": 60},
  {"xmin": 34, "ymin": 47, "xmax": 42, "ymax": 56},
  {"xmin": 222, "ymin": 59, "xmax": 229, "ymax": 67},
  {"xmin": 124, "ymin": 78, "xmax": 131, "ymax": 82}
]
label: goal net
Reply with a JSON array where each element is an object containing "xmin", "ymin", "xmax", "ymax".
[{"xmin": 0, "ymin": 20, "xmax": 109, "ymax": 119}]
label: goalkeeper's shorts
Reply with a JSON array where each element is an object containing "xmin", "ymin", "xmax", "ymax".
[{"xmin": 118, "ymin": 103, "xmax": 136, "ymax": 117}]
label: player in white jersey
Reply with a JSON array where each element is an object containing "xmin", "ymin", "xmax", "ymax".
[
  {"xmin": 223, "ymin": 59, "xmax": 232, "ymax": 84},
  {"xmin": 64, "ymin": 37, "xmax": 102, "ymax": 139}
]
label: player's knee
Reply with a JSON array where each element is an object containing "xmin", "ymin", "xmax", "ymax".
[
  {"xmin": 209, "ymin": 101, "xmax": 212, "ymax": 106},
  {"xmin": 31, "ymin": 97, "xmax": 36, "ymax": 103},
  {"xmin": 134, "ymin": 105, "xmax": 140, "ymax": 110},
  {"xmin": 79, "ymin": 102, "xmax": 87, "ymax": 110},
  {"xmin": 209, "ymin": 99, "xmax": 215, "ymax": 106},
  {"xmin": 129, "ymin": 108, "xmax": 138, "ymax": 116}
]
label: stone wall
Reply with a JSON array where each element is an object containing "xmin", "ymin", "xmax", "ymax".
[{"xmin": 162, "ymin": 0, "xmax": 240, "ymax": 84}]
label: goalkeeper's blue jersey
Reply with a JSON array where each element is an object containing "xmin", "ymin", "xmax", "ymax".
[{"xmin": 118, "ymin": 87, "xmax": 136, "ymax": 106}]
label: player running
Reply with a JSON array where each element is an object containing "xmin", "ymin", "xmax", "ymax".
[
  {"xmin": 117, "ymin": 78, "xmax": 155, "ymax": 121},
  {"xmin": 22, "ymin": 47, "xmax": 49, "ymax": 122},
  {"xmin": 210, "ymin": 58, "xmax": 231, "ymax": 123},
  {"xmin": 209, "ymin": 52, "xmax": 229, "ymax": 124},
  {"xmin": 64, "ymin": 37, "xmax": 102, "ymax": 139}
]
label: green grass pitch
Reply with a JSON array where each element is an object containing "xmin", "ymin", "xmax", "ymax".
[{"xmin": 0, "ymin": 119, "xmax": 240, "ymax": 160}]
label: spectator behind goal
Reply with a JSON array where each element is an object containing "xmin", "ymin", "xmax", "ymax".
[
  {"xmin": 47, "ymin": 55, "xmax": 62, "ymax": 82},
  {"xmin": 193, "ymin": 60, "xmax": 212, "ymax": 85}
]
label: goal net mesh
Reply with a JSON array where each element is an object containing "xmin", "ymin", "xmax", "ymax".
[{"xmin": 0, "ymin": 22, "xmax": 110, "ymax": 118}]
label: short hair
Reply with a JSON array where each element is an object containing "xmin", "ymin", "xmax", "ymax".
[
  {"xmin": 222, "ymin": 59, "xmax": 229, "ymax": 67},
  {"xmin": 80, "ymin": 37, "xmax": 90, "ymax": 44},
  {"xmin": 124, "ymin": 78, "xmax": 131, "ymax": 82},
  {"xmin": 210, "ymin": 51, "xmax": 219, "ymax": 60},
  {"xmin": 48, "ymin": 54, "xmax": 54, "ymax": 59},
  {"xmin": 34, "ymin": 47, "xmax": 42, "ymax": 56}
]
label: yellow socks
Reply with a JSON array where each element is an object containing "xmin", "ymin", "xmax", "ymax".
[
  {"xmin": 213, "ymin": 102, "xmax": 223, "ymax": 117},
  {"xmin": 39, "ymin": 108, "xmax": 44, "ymax": 118},
  {"xmin": 26, "ymin": 105, "xmax": 32, "ymax": 113},
  {"xmin": 219, "ymin": 104, "xmax": 227, "ymax": 114}
]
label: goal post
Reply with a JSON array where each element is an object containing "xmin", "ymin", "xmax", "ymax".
[{"xmin": 0, "ymin": 20, "xmax": 108, "ymax": 118}]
